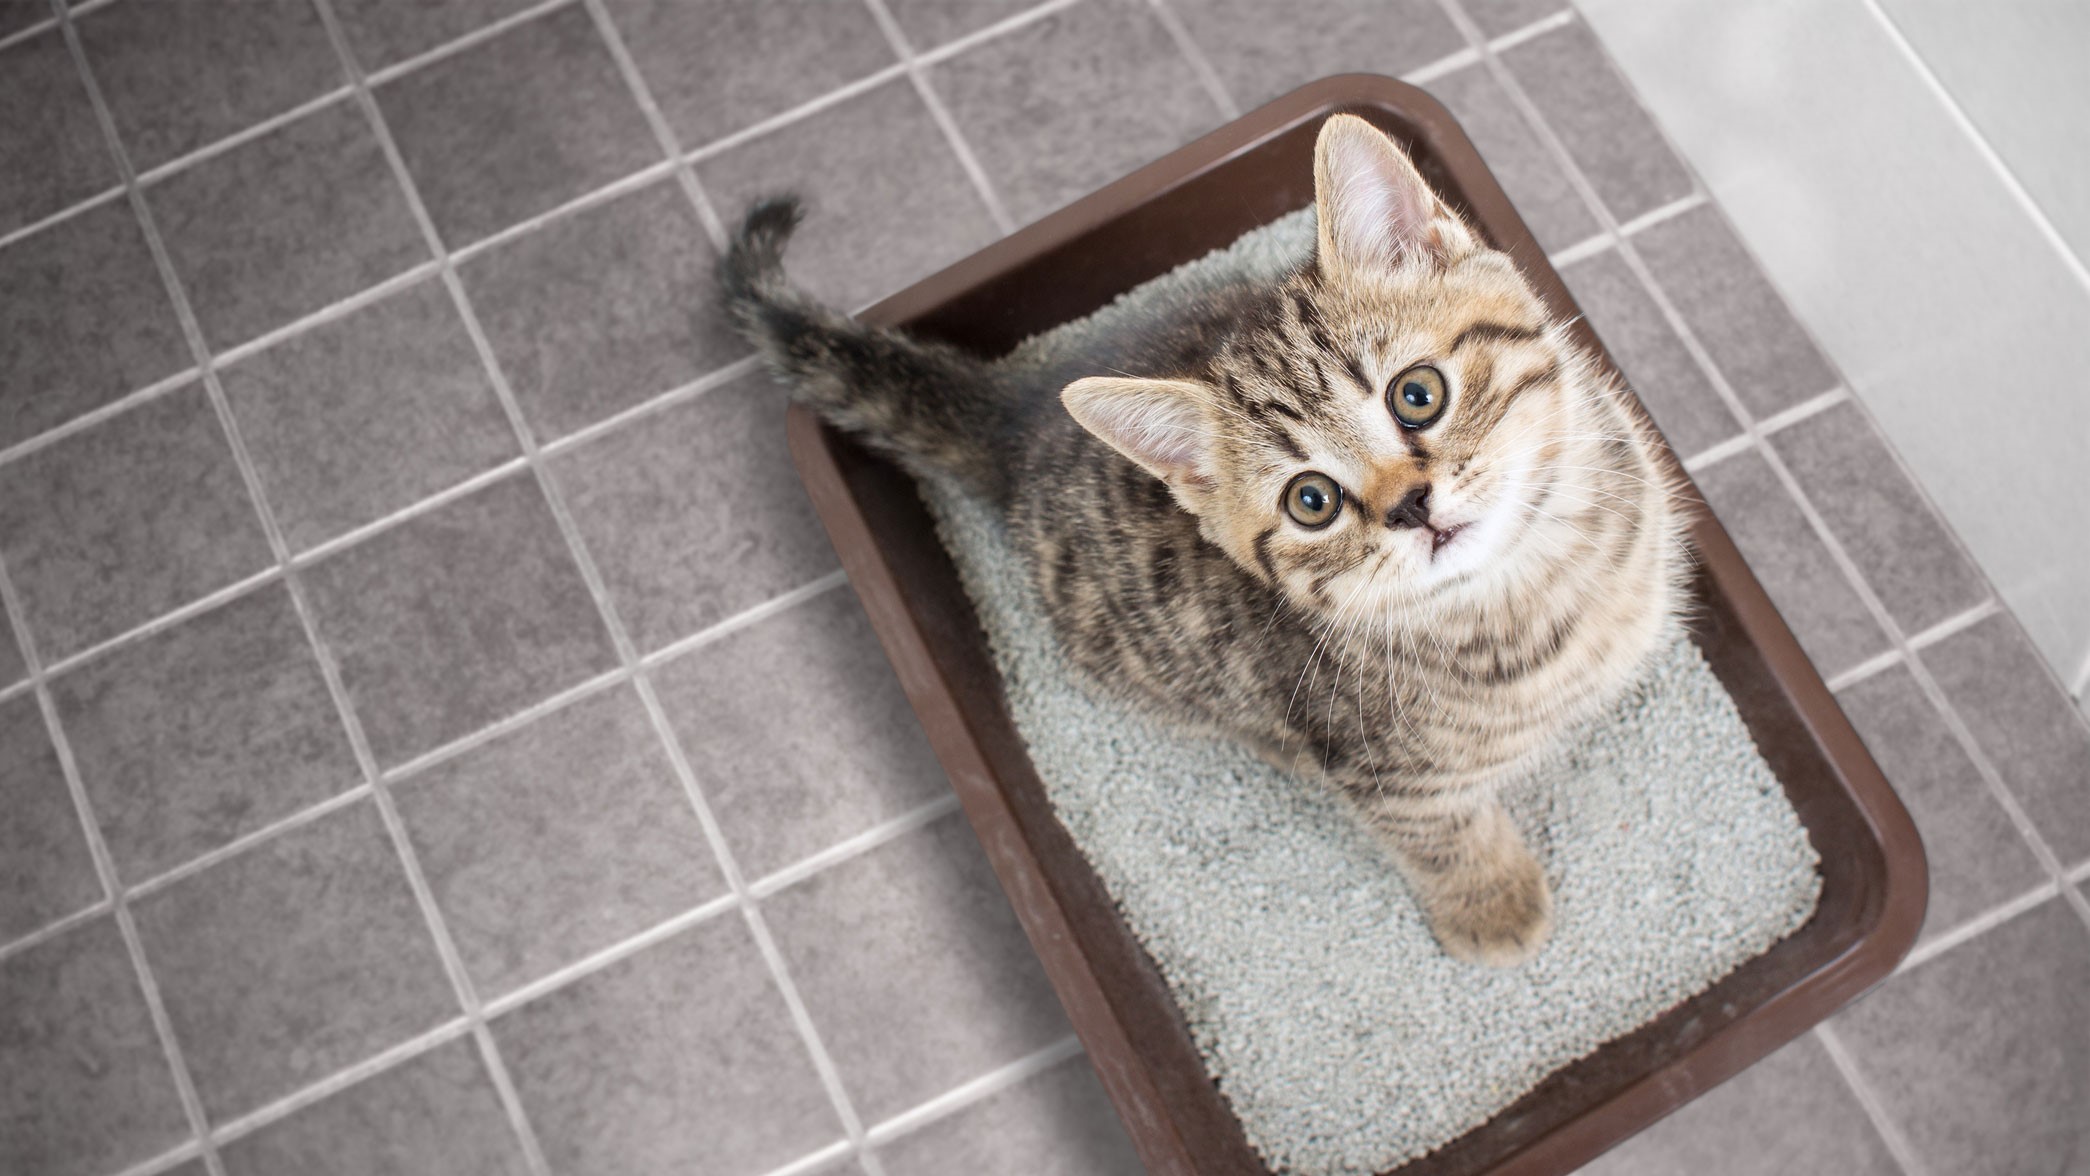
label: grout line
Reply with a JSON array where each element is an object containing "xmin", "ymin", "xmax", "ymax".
[
  {"xmin": 636, "ymin": 571, "xmax": 850, "ymax": 670},
  {"xmin": 45, "ymin": 18, "xmax": 249, "ymax": 1170},
  {"xmin": 446, "ymin": 157, "xmax": 679, "ymax": 264},
  {"xmin": 576, "ymin": 0, "xmax": 729, "ymax": 248},
  {"xmin": 283, "ymin": 457, "xmax": 534, "ymax": 566},
  {"xmin": 208, "ymin": 259, "xmax": 446, "ymax": 367},
  {"xmin": 34, "ymin": 567, "xmax": 280, "ymax": 679},
  {"xmin": 1446, "ymin": 0, "xmax": 2090, "ymax": 955},
  {"xmin": 0, "ymin": 13, "xmax": 57, "ymax": 52},
  {"xmin": 747, "ymin": 794, "xmax": 962, "ymax": 899},
  {"xmin": 202, "ymin": 1015, "xmax": 477, "ymax": 1151},
  {"xmin": 315, "ymin": 2, "xmax": 885, "ymax": 1170},
  {"xmin": 861, "ymin": 1034, "xmax": 1084, "ymax": 1145},
  {"xmin": 1400, "ymin": 45, "xmax": 1479, "ymax": 87},
  {"xmin": 1144, "ymin": 0, "xmax": 1241, "ymax": 121},
  {"xmin": 1755, "ymin": 385, "xmax": 1851, "ymax": 436},
  {"xmin": 0, "ymin": 675, "xmax": 35, "ymax": 706},
  {"xmin": 1679, "ymin": 433, "xmax": 1751, "ymax": 474},
  {"xmin": 1613, "ymin": 187, "xmax": 1706, "ymax": 236},
  {"xmin": 480, "ymin": 893, "xmax": 741, "ymax": 1017},
  {"xmin": 2070, "ymin": 643, "xmax": 2090, "ymax": 702},
  {"xmin": 680, "ymin": 62, "xmax": 913, "ymax": 169},
  {"xmin": 0, "ymin": 365, "xmax": 201, "ymax": 470},
  {"xmin": 1814, "ymin": 1024, "xmax": 1928, "ymax": 1176},
  {"xmin": 1485, "ymin": 7, "xmax": 1574, "ymax": 52},
  {"xmin": 362, "ymin": 0, "xmax": 579, "ymax": 88},
  {"xmin": 757, "ymin": 1140, "xmax": 860, "ymax": 1176},
  {"xmin": 1894, "ymin": 880, "xmax": 2059, "ymax": 976},
  {"xmin": 912, "ymin": 0, "xmax": 1084, "ymax": 67},
  {"xmin": 2070, "ymin": 858, "xmax": 2090, "ymax": 885},
  {"xmin": 0, "ymin": 181, "xmax": 126, "ymax": 251},
  {"xmin": 131, "ymin": 86, "xmax": 356, "ymax": 187},
  {"xmin": 1824, "ymin": 648, "xmax": 1902, "ymax": 695},
  {"xmin": 1907, "ymin": 598, "xmax": 1999, "ymax": 651},
  {"xmin": 0, "ymin": 894, "xmax": 112, "ymax": 966},
  {"xmin": 118, "ymin": 784, "xmax": 375, "ymax": 903},
  {"xmin": 537, "ymin": 355, "xmax": 764, "ymax": 456},
  {"xmin": 378, "ymin": 666, "xmax": 627, "ymax": 782},
  {"xmin": 863, "ymin": 0, "xmax": 1019, "ymax": 235},
  {"xmin": 1544, "ymin": 230, "xmax": 1612, "ymax": 269},
  {"xmin": 1858, "ymin": 0, "xmax": 2090, "ymax": 297}
]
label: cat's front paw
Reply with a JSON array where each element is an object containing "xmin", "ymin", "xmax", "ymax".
[{"xmin": 1425, "ymin": 857, "xmax": 1553, "ymax": 968}]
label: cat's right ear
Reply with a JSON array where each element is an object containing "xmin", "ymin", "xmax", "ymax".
[
  {"xmin": 1313, "ymin": 113, "xmax": 1470, "ymax": 275},
  {"xmin": 1061, "ymin": 376, "xmax": 1219, "ymax": 510}
]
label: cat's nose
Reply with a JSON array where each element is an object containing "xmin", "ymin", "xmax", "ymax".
[{"xmin": 1386, "ymin": 483, "xmax": 1432, "ymax": 530}]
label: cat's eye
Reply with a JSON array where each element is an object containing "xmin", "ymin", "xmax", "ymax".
[
  {"xmin": 1388, "ymin": 364, "xmax": 1448, "ymax": 428},
  {"xmin": 1282, "ymin": 472, "xmax": 1343, "ymax": 529}
]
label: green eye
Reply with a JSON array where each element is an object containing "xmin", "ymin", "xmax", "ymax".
[
  {"xmin": 1389, "ymin": 364, "xmax": 1448, "ymax": 428},
  {"xmin": 1283, "ymin": 471, "xmax": 1342, "ymax": 528}
]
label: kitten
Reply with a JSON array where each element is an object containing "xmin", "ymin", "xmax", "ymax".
[{"xmin": 721, "ymin": 114, "xmax": 1688, "ymax": 967}]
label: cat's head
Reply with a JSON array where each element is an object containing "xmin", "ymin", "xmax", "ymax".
[{"xmin": 1061, "ymin": 114, "xmax": 1640, "ymax": 620}]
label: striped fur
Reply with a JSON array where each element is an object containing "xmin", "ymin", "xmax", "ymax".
[{"xmin": 722, "ymin": 116, "xmax": 1689, "ymax": 967}]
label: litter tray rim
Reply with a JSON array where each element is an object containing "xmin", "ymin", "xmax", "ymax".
[{"xmin": 782, "ymin": 73, "xmax": 1926, "ymax": 1176}]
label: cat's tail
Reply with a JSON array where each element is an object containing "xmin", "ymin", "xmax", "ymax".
[{"xmin": 720, "ymin": 195, "xmax": 1019, "ymax": 503}]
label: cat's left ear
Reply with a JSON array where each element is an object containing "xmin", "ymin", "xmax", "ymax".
[
  {"xmin": 1061, "ymin": 376, "xmax": 1221, "ymax": 512},
  {"xmin": 1313, "ymin": 113, "xmax": 1478, "ymax": 275}
]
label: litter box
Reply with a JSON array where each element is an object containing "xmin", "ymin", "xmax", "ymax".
[{"xmin": 782, "ymin": 75, "xmax": 1925, "ymax": 1175}]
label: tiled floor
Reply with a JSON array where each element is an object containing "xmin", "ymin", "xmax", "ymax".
[{"xmin": 1, "ymin": 2, "xmax": 2085, "ymax": 1175}]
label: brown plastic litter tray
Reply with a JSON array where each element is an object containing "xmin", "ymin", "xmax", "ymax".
[{"xmin": 783, "ymin": 75, "xmax": 1926, "ymax": 1176}]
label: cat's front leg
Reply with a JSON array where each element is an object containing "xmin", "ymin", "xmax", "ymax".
[{"xmin": 1359, "ymin": 791, "xmax": 1553, "ymax": 967}]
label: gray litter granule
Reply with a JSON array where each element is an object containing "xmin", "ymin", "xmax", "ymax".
[{"xmin": 914, "ymin": 209, "xmax": 1822, "ymax": 1176}]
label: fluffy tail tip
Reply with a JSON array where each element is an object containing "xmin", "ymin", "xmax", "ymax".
[{"xmin": 721, "ymin": 194, "xmax": 804, "ymax": 306}]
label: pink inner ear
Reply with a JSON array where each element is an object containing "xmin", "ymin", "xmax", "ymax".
[
  {"xmin": 1324, "ymin": 125, "xmax": 1437, "ymax": 268},
  {"xmin": 1068, "ymin": 380, "xmax": 1215, "ymax": 487}
]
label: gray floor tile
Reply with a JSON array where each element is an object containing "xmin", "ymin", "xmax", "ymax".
[
  {"xmin": 1459, "ymin": 0, "xmax": 1568, "ymax": 38},
  {"xmin": 1499, "ymin": 20, "xmax": 1692, "ymax": 224},
  {"xmin": 0, "ymin": 0, "xmax": 46, "ymax": 40},
  {"xmin": 494, "ymin": 915, "xmax": 843, "ymax": 1176},
  {"xmin": 0, "ymin": 917, "xmax": 189, "ymax": 1176},
  {"xmin": 0, "ymin": 30, "xmax": 117, "ymax": 237},
  {"xmin": 1560, "ymin": 247, "xmax": 1740, "ymax": 459},
  {"xmin": 1838, "ymin": 666, "xmax": 2047, "ymax": 945},
  {"xmin": 377, "ymin": 4, "xmax": 658, "ymax": 248},
  {"xmin": 608, "ymin": 0, "xmax": 896, "ymax": 148},
  {"xmin": 0, "ymin": 692, "xmax": 101, "ymax": 945},
  {"xmin": 0, "ymin": 383, "xmax": 273, "ymax": 662},
  {"xmin": 930, "ymin": 0, "xmax": 1220, "ymax": 227},
  {"xmin": 334, "ymin": 0, "xmax": 541, "ymax": 71},
  {"xmin": 1833, "ymin": 897, "xmax": 2090, "ymax": 1176},
  {"xmin": 1576, "ymin": 1034, "xmax": 1896, "ymax": 1176},
  {"xmin": 1168, "ymin": 0, "xmax": 1464, "ymax": 110},
  {"xmin": 148, "ymin": 99, "xmax": 428, "ymax": 352},
  {"xmin": 654, "ymin": 586, "xmax": 947, "ymax": 880},
  {"xmin": 1691, "ymin": 448, "xmax": 1889, "ymax": 680},
  {"xmin": 219, "ymin": 1036, "xmax": 531, "ymax": 1176},
  {"xmin": 1630, "ymin": 205, "xmax": 1840, "ymax": 419},
  {"xmin": 551, "ymin": 374, "xmax": 837, "ymax": 651},
  {"xmin": 221, "ymin": 276, "xmax": 518, "ymax": 552},
  {"xmin": 75, "ymin": 0, "xmax": 345, "ymax": 173},
  {"xmin": 300, "ymin": 473, "xmax": 618, "ymax": 767},
  {"xmin": 0, "ymin": 614, "xmax": 22, "ymax": 689},
  {"xmin": 52, "ymin": 582, "xmax": 360, "ymax": 885},
  {"xmin": 397, "ymin": 684, "xmax": 724, "ymax": 997},
  {"xmin": 876, "ymin": 1053, "xmax": 1139, "ymax": 1176},
  {"xmin": 133, "ymin": 798, "xmax": 458, "ymax": 1120},
  {"xmin": 0, "ymin": 197, "xmax": 190, "ymax": 451},
  {"xmin": 697, "ymin": 77, "xmax": 1001, "ymax": 310},
  {"xmin": 1770, "ymin": 400, "xmax": 1989, "ymax": 638},
  {"xmin": 460, "ymin": 179, "xmax": 744, "ymax": 441},
  {"xmin": 1923, "ymin": 613, "xmax": 2090, "ymax": 869},
  {"xmin": 765, "ymin": 812, "xmax": 1071, "ymax": 1121},
  {"xmin": 1430, "ymin": 63, "xmax": 1600, "ymax": 255},
  {"xmin": 883, "ymin": 0, "xmax": 1036, "ymax": 50}
]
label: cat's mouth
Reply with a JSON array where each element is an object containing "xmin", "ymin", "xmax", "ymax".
[{"xmin": 1428, "ymin": 523, "xmax": 1469, "ymax": 559}]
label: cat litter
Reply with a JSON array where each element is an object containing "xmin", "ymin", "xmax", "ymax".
[{"xmin": 916, "ymin": 209, "xmax": 1823, "ymax": 1175}]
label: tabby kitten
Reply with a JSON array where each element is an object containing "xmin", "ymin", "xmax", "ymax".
[{"xmin": 722, "ymin": 114, "xmax": 1687, "ymax": 967}]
